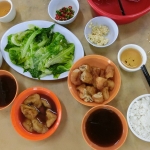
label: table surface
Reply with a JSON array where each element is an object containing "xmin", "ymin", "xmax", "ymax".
[{"xmin": 0, "ymin": 0, "xmax": 150, "ymax": 150}]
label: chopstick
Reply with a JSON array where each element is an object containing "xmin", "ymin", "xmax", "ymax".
[
  {"xmin": 118, "ymin": 0, "xmax": 126, "ymax": 15},
  {"xmin": 141, "ymin": 65, "xmax": 150, "ymax": 87}
]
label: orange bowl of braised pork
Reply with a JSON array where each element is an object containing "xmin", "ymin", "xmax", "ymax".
[
  {"xmin": 68, "ymin": 55, "xmax": 121, "ymax": 107},
  {"xmin": 11, "ymin": 87, "xmax": 62, "ymax": 141}
]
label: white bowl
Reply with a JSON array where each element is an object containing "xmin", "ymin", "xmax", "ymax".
[
  {"xmin": 117, "ymin": 44, "xmax": 147, "ymax": 72},
  {"xmin": 84, "ymin": 16, "xmax": 118, "ymax": 48},
  {"xmin": 48, "ymin": 0, "xmax": 79, "ymax": 25},
  {"xmin": 127, "ymin": 94, "xmax": 150, "ymax": 142},
  {"xmin": 0, "ymin": 43, "xmax": 3, "ymax": 67}
]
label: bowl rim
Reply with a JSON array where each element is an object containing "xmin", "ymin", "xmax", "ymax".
[
  {"xmin": 10, "ymin": 86, "xmax": 62, "ymax": 141},
  {"xmin": 68, "ymin": 54, "xmax": 121, "ymax": 107},
  {"xmin": 127, "ymin": 94, "xmax": 150, "ymax": 142},
  {"xmin": 47, "ymin": 0, "xmax": 79, "ymax": 24},
  {"xmin": 0, "ymin": 70, "xmax": 19, "ymax": 110},
  {"xmin": 117, "ymin": 44, "xmax": 147, "ymax": 72},
  {"xmin": 81, "ymin": 105, "xmax": 128, "ymax": 150},
  {"xmin": 87, "ymin": 0, "xmax": 150, "ymax": 19},
  {"xmin": 84, "ymin": 16, "xmax": 119, "ymax": 48}
]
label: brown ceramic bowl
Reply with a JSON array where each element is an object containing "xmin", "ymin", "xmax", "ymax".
[
  {"xmin": 0, "ymin": 70, "xmax": 18, "ymax": 110},
  {"xmin": 11, "ymin": 87, "xmax": 62, "ymax": 141},
  {"xmin": 67, "ymin": 55, "xmax": 121, "ymax": 107},
  {"xmin": 82, "ymin": 105, "xmax": 128, "ymax": 150}
]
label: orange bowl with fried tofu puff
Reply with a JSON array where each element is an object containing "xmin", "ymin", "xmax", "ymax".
[
  {"xmin": 11, "ymin": 87, "xmax": 62, "ymax": 141},
  {"xmin": 68, "ymin": 55, "xmax": 121, "ymax": 107}
]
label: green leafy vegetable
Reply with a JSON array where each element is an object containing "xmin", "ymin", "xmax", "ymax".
[{"xmin": 4, "ymin": 24, "xmax": 75, "ymax": 79}]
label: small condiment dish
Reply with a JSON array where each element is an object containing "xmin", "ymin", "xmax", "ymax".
[
  {"xmin": 0, "ymin": 0, "xmax": 16, "ymax": 23},
  {"xmin": 84, "ymin": 16, "xmax": 119, "ymax": 48},
  {"xmin": 11, "ymin": 87, "xmax": 62, "ymax": 141},
  {"xmin": 82, "ymin": 105, "xmax": 128, "ymax": 150},
  {"xmin": 117, "ymin": 44, "xmax": 147, "ymax": 72},
  {"xmin": 48, "ymin": 0, "xmax": 79, "ymax": 25},
  {"xmin": 0, "ymin": 70, "xmax": 18, "ymax": 110}
]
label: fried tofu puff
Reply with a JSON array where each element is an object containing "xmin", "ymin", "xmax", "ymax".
[
  {"xmin": 105, "ymin": 65, "xmax": 115, "ymax": 79},
  {"xmin": 22, "ymin": 119, "xmax": 33, "ymax": 132},
  {"xmin": 95, "ymin": 77, "xmax": 108, "ymax": 90},
  {"xmin": 107, "ymin": 79, "xmax": 115, "ymax": 90},
  {"xmin": 70, "ymin": 69, "xmax": 82, "ymax": 86},
  {"xmin": 21, "ymin": 104, "xmax": 38, "ymax": 120},
  {"xmin": 76, "ymin": 85, "xmax": 93, "ymax": 102},
  {"xmin": 100, "ymin": 69, "xmax": 105, "ymax": 78},
  {"xmin": 32, "ymin": 118, "xmax": 48, "ymax": 134},
  {"xmin": 102, "ymin": 87, "xmax": 110, "ymax": 101},
  {"xmin": 92, "ymin": 92, "xmax": 104, "ymax": 103},
  {"xmin": 80, "ymin": 70, "xmax": 93, "ymax": 84},
  {"xmin": 41, "ymin": 98, "xmax": 51, "ymax": 108},
  {"xmin": 86, "ymin": 86, "xmax": 97, "ymax": 96},
  {"xmin": 79, "ymin": 64, "xmax": 91, "ymax": 72},
  {"xmin": 83, "ymin": 95, "xmax": 93, "ymax": 102},
  {"xmin": 46, "ymin": 109, "xmax": 57, "ymax": 128},
  {"xmin": 78, "ymin": 88, "xmax": 89, "ymax": 99},
  {"xmin": 23, "ymin": 94, "xmax": 42, "ymax": 108},
  {"xmin": 91, "ymin": 67, "xmax": 100, "ymax": 87}
]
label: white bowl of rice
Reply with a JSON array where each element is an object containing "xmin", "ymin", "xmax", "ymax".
[
  {"xmin": 84, "ymin": 16, "xmax": 118, "ymax": 48},
  {"xmin": 127, "ymin": 94, "xmax": 150, "ymax": 142}
]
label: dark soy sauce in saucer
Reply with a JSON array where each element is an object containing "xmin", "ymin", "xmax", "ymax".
[
  {"xmin": 0, "ymin": 75, "xmax": 16, "ymax": 107},
  {"xmin": 86, "ymin": 109, "xmax": 123, "ymax": 147}
]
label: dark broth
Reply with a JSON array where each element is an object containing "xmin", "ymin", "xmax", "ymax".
[
  {"xmin": 86, "ymin": 109, "xmax": 123, "ymax": 147},
  {"xmin": 19, "ymin": 94, "xmax": 57, "ymax": 133},
  {"xmin": 0, "ymin": 75, "xmax": 16, "ymax": 107}
]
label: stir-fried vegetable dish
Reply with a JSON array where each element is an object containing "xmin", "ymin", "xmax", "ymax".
[{"xmin": 4, "ymin": 24, "xmax": 75, "ymax": 79}]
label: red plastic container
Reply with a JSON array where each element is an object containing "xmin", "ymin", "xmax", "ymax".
[{"xmin": 87, "ymin": 0, "xmax": 150, "ymax": 24}]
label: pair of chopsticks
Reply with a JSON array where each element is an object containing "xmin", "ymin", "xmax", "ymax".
[{"xmin": 141, "ymin": 65, "xmax": 150, "ymax": 87}]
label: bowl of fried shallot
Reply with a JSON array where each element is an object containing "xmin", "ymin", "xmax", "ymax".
[
  {"xmin": 67, "ymin": 55, "xmax": 121, "ymax": 107},
  {"xmin": 11, "ymin": 87, "xmax": 62, "ymax": 141}
]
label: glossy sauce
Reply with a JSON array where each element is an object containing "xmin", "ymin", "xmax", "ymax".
[
  {"xmin": 0, "ymin": 75, "xmax": 16, "ymax": 107},
  {"xmin": 86, "ymin": 109, "xmax": 123, "ymax": 147},
  {"xmin": 0, "ymin": 1, "xmax": 11, "ymax": 17},
  {"xmin": 120, "ymin": 48, "xmax": 142, "ymax": 68}
]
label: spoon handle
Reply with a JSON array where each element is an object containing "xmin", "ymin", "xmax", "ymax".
[{"xmin": 141, "ymin": 65, "xmax": 150, "ymax": 87}]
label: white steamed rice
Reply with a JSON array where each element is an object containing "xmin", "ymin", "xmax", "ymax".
[{"xmin": 128, "ymin": 95, "xmax": 150, "ymax": 141}]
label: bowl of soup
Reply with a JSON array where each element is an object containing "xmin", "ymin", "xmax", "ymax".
[
  {"xmin": 0, "ymin": 70, "xmax": 18, "ymax": 110},
  {"xmin": 82, "ymin": 105, "xmax": 128, "ymax": 150},
  {"xmin": 117, "ymin": 44, "xmax": 147, "ymax": 72},
  {"xmin": 11, "ymin": 87, "xmax": 62, "ymax": 141}
]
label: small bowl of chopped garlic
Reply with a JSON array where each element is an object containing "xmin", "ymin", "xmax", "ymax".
[{"xmin": 84, "ymin": 16, "xmax": 119, "ymax": 48}]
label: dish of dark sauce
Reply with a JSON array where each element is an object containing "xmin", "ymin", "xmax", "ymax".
[
  {"xmin": 20, "ymin": 94, "xmax": 57, "ymax": 134},
  {"xmin": 0, "ymin": 75, "xmax": 16, "ymax": 107},
  {"xmin": 86, "ymin": 109, "xmax": 123, "ymax": 147}
]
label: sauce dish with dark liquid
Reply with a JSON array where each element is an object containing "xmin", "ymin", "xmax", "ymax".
[
  {"xmin": 0, "ymin": 70, "xmax": 18, "ymax": 110},
  {"xmin": 82, "ymin": 105, "xmax": 128, "ymax": 150}
]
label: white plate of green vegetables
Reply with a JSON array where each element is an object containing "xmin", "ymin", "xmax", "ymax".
[{"xmin": 0, "ymin": 20, "xmax": 84, "ymax": 80}]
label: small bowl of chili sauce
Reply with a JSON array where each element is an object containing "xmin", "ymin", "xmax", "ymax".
[
  {"xmin": 11, "ymin": 87, "xmax": 62, "ymax": 141},
  {"xmin": 0, "ymin": 70, "xmax": 18, "ymax": 110},
  {"xmin": 48, "ymin": 0, "xmax": 79, "ymax": 25},
  {"xmin": 81, "ymin": 105, "xmax": 128, "ymax": 150}
]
